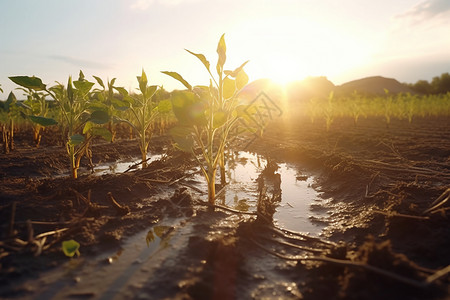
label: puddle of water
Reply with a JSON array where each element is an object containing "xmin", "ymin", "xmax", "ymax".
[
  {"xmin": 21, "ymin": 222, "xmax": 179, "ymax": 300},
  {"xmin": 13, "ymin": 152, "xmax": 329, "ymax": 299},
  {"xmin": 275, "ymin": 163, "xmax": 324, "ymax": 234},
  {"xmin": 190, "ymin": 151, "xmax": 327, "ymax": 235},
  {"xmin": 92, "ymin": 154, "xmax": 163, "ymax": 176}
]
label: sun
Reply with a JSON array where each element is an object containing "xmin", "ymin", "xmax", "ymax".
[
  {"xmin": 229, "ymin": 16, "xmax": 370, "ymax": 86},
  {"xmin": 263, "ymin": 56, "xmax": 309, "ymax": 87}
]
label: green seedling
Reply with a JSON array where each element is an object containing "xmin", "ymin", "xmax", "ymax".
[
  {"xmin": 163, "ymin": 34, "xmax": 249, "ymax": 204},
  {"xmin": 10, "ymin": 71, "xmax": 111, "ymax": 179},
  {"xmin": 91, "ymin": 77, "xmax": 131, "ymax": 143},
  {"xmin": 62, "ymin": 239, "xmax": 80, "ymax": 257},
  {"xmin": 1, "ymin": 92, "xmax": 22, "ymax": 153},
  {"xmin": 114, "ymin": 70, "xmax": 171, "ymax": 168},
  {"xmin": 348, "ymin": 91, "xmax": 366, "ymax": 126},
  {"xmin": 15, "ymin": 88, "xmax": 57, "ymax": 147},
  {"xmin": 324, "ymin": 91, "xmax": 335, "ymax": 132}
]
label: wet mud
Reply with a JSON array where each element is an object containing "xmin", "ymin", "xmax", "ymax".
[{"xmin": 0, "ymin": 114, "xmax": 449, "ymax": 299}]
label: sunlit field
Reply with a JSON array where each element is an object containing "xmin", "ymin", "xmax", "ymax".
[{"xmin": 1, "ymin": 1, "xmax": 450, "ymax": 297}]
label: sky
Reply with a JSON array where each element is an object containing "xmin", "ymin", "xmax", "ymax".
[{"xmin": 0, "ymin": 0, "xmax": 449, "ymax": 95}]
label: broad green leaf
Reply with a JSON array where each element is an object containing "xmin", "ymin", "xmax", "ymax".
[
  {"xmin": 161, "ymin": 71, "xmax": 192, "ymax": 91},
  {"xmin": 69, "ymin": 134, "xmax": 85, "ymax": 146},
  {"xmin": 213, "ymin": 110, "xmax": 227, "ymax": 128},
  {"xmin": 146, "ymin": 85, "xmax": 158, "ymax": 99},
  {"xmin": 93, "ymin": 76, "xmax": 105, "ymax": 89},
  {"xmin": 157, "ymin": 99, "xmax": 172, "ymax": 113},
  {"xmin": 9, "ymin": 76, "xmax": 46, "ymax": 91},
  {"xmin": 171, "ymin": 90, "xmax": 206, "ymax": 126},
  {"xmin": 29, "ymin": 115, "xmax": 58, "ymax": 127},
  {"xmin": 236, "ymin": 70, "xmax": 249, "ymax": 90},
  {"xmin": 113, "ymin": 87, "xmax": 131, "ymax": 98},
  {"xmin": 62, "ymin": 240, "xmax": 80, "ymax": 257},
  {"xmin": 88, "ymin": 102, "xmax": 109, "ymax": 111},
  {"xmin": 73, "ymin": 80, "xmax": 95, "ymax": 98},
  {"xmin": 92, "ymin": 127, "xmax": 112, "ymax": 142},
  {"xmin": 223, "ymin": 77, "xmax": 236, "ymax": 99},
  {"xmin": 185, "ymin": 49, "xmax": 210, "ymax": 72},
  {"xmin": 169, "ymin": 126, "xmax": 194, "ymax": 152},
  {"xmin": 83, "ymin": 121, "xmax": 93, "ymax": 134},
  {"xmin": 111, "ymin": 98, "xmax": 130, "ymax": 111},
  {"xmin": 89, "ymin": 110, "xmax": 109, "ymax": 124},
  {"xmin": 216, "ymin": 34, "xmax": 227, "ymax": 74}
]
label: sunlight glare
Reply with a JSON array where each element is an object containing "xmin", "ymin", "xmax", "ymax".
[{"xmin": 229, "ymin": 16, "xmax": 370, "ymax": 85}]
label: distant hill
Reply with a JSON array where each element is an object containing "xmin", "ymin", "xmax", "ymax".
[
  {"xmin": 238, "ymin": 76, "xmax": 335, "ymax": 103},
  {"xmin": 336, "ymin": 76, "xmax": 415, "ymax": 96},
  {"xmin": 286, "ymin": 77, "xmax": 335, "ymax": 101},
  {"xmin": 238, "ymin": 76, "xmax": 416, "ymax": 104}
]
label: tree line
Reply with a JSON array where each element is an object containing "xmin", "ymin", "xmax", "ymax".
[{"xmin": 407, "ymin": 72, "xmax": 450, "ymax": 95}]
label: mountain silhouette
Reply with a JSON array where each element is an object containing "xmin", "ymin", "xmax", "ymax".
[
  {"xmin": 238, "ymin": 76, "xmax": 415, "ymax": 104},
  {"xmin": 336, "ymin": 76, "xmax": 415, "ymax": 96}
]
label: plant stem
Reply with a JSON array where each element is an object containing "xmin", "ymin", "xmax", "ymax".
[{"xmin": 207, "ymin": 168, "xmax": 216, "ymax": 204}]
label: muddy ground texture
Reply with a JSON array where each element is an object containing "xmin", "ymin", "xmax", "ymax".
[{"xmin": 0, "ymin": 114, "xmax": 449, "ymax": 299}]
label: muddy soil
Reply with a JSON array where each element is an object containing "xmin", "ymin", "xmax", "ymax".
[{"xmin": 0, "ymin": 113, "xmax": 449, "ymax": 299}]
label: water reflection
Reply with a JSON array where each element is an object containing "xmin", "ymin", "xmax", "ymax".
[
  {"xmin": 145, "ymin": 226, "xmax": 172, "ymax": 246},
  {"xmin": 197, "ymin": 151, "xmax": 326, "ymax": 234},
  {"xmin": 93, "ymin": 154, "xmax": 163, "ymax": 176}
]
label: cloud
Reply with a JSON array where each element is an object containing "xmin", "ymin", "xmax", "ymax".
[
  {"xmin": 48, "ymin": 55, "xmax": 110, "ymax": 69},
  {"xmin": 395, "ymin": 0, "xmax": 450, "ymax": 25}
]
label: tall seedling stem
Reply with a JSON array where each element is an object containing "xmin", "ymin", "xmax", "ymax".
[
  {"xmin": 113, "ymin": 70, "xmax": 170, "ymax": 168},
  {"xmin": 163, "ymin": 34, "xmax": 249, "ymax": 204}
]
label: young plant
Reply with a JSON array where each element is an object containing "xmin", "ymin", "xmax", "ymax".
[
  {"xmin": 348, "ymin": 91, "xmax": 366, "ymax": 126},
  {"xmin": 15, "ymin": 88, "xmax": 57, "ymax": 147},
  {"xmin": 91, "ymin": 77, "xmax": 130, "ymax": 143},
  {"xmin": 323, "ymin": 91, "xmax": 335, "ymax": 132},
  {"xmin": 382, "ymin": 89, "xmax": 393, "ymax": 128},
  {"xmin": 114, "ymin": 70, "xmax": 169, "ymax": 168},
  {"xmin": 1, "ymin": 92, "xmax": 22, "ymax": 153},
  {"xmin": 62, "ymin": 239, "xmax": 80, "ymax": 257},
  {"xmin": 10, "ymin": 71, "xmax": 111, "ymax": 179},
  {"xmin": 163, "ymin": 34, "xmax": 249, "ymax": 204}
]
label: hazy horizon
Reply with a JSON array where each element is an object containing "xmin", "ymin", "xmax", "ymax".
[{"xmin": 1, "ymin": 0, "xmax": 449, "ymax": 95}]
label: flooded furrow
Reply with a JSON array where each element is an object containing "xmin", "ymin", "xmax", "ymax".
[
  {"xmin": 186, "ymin": 151, "xmax": 328, "ymax": 235},
  {"xmin": 13, "ymin": 151, "xmax": 330, "ymax": 299}
]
